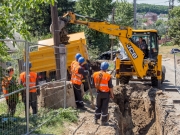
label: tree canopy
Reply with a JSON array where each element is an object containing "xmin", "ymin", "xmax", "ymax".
[
  {"xmin": 24, "ymin": 0, "xmax": 76, "ymax": 37},
  {"xmin": 168, "ymin": 6, "xmax": 180, "ymax": 45},
  {"xmin": 0, "ymin": 0, "xmax": 55, "ymax": 66},
  {"xmin": 75, "ymin": 0, "xmax": 114, "ymax": 52},
  {"xmin": 114, "ymin": 0, "xmax": 133, "ymax": 27}
]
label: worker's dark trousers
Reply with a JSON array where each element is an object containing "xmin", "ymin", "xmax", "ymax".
[
  {"xmin": 83, "ymin": 81, "xmax": 89, "ymax": 92},
  {"xmin": 6, "ymin": 99, "xmax": 17, "ymax": 116},
  {"xmin": 23, "ymin": 92, "xmax": 37, "ymax": 115},
  {"xmin": 73, "ymin": 84, "xmax": 84, "ymax": 108},
  {"xmin": 95, "ymin": 91, "xmax": 110, "ymax": 122}
]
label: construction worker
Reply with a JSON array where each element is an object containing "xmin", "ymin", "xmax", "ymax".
[
  {"xmin": 20, "ymin": 62, "xmax": 40, "ymax": 115},
  {"xmin": 81, "ymin": 61, "xmax": 91, "ymax": 92},
  {"xmin": 93, "ymin": 62, "xmax": 114, "ymax": 126},
  {"xmin": 1, "ymin": 66, "xmax": 19, "ymax": 116},
  {"xmin": 70, "ymin": 53, "xmax": 82, "ymax": 74},
  {"xmin": 71, "ymin": 57, "xmax": 88, "ymax": 110}
]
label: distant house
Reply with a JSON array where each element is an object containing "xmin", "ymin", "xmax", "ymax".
[
  {"xmin": 144, "ymin": 12, "xmax": 158, "ymax": 22},
  {"xmin": 0, "ymin": 33, "xmax": 20, "ymax": 69},
  {"xmin": 157, "ymin": 14, "xmax": 168, "ymax": 22},
  {"xmin": 136, "ymin": 13, "xmax": 144, "ymax": 19},
  {"xmin": 143, "ymin": 20, "xmax": 154, "ymax": 26}
]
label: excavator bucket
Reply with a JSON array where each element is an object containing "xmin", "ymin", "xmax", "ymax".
[{"xmin": 50, "ymin": 17, "xmax": 69, "ymax": 44}]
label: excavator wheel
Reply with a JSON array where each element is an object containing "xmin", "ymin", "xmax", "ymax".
[
  {"xmin": 120, "ymin": 76, "xmax": 130, "ymax": 84},
  {"xmin": 151, "ymin": 77, "xmax": 161, "ymax": 88},
  {"xmin": 151, "ymin": 77, "xmax": 158, "ymax": 87}
]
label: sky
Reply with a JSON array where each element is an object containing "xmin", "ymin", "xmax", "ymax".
[{"xmin": 122, "ymin": 0, "xmax": 179, "ymax": 6}]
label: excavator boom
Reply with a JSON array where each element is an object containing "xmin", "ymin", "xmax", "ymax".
[{"xmin": 62, "ymin": 12, "xmax": 146, "ymax": 78}]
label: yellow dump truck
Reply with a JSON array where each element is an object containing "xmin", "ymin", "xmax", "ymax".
[{"xmin": 29, "ymin": 32, "xmax": 89, "ymax": 81}]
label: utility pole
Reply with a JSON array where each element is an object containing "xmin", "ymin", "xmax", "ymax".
[
  {"xmin": 168, "ymin": 0, "xmax": 175, "ymax": 20},
  {"xmin": 111, "ymin": 7, "xmax": 115, "ymax": 60},
  {"xmin": 133, "ymin": 0, "xmax": 137, "ymax": 29},
  {"xmin": 168, "ymin": 0, "xmax": 171, "ymax": 20},
  {"xmin": 50, "ymin": 4, "xmax": 61, "ymax": 80}
]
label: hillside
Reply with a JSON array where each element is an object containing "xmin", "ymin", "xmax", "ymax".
[{"xmin": 137, "ymin": 3, "xmax": 168, "ymax": 14}]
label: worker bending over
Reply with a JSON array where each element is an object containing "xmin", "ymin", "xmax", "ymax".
[
  {"xmin": 20, "ymin": 62, "xmax": 40, "ymax": 116},
  {"xmin": 1, "ymin": 67, "xmax": 19, "ymax": 116},
  {"xmin": 93, "ymin": 62, "xmax": 114, "ymax": 126},
  {"xmin": 71, "ymin": 57, "xmax": 88, "ymax": 110}
]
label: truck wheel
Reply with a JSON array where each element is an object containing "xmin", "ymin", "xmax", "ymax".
[
  {"xmin": 151, "ymin": 76, "xmax": 163, "ymax": 88},
  {"xmin": 120, "ymin": 76, "xmax": 130, "ymax": 84}
]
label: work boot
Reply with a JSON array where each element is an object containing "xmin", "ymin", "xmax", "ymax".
[{"xmin": 101, "ymin": 121, "xmax": 109, "ymax": 126}]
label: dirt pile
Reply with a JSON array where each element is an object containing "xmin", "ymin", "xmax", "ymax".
[
  {"xmin": 112, "ymin": 83, "xmax": 158, "ymax": 135},
  {"xmin": 65, "ymin": 84, "xmax": 171, "ymax": 135}
]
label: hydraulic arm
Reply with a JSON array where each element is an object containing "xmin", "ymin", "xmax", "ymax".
[{"xmin": 61, "ymin": 12, "xmax": 148, "ymax": 78}]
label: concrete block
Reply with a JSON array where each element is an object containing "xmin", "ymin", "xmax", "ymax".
[{"xmin": 38, "ymin": 81, "xmax": 76, "ymax": 109}]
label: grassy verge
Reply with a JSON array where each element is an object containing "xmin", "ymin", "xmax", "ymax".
[
  {"xmin": 0, "ymin": 98, "xmax": 78, "ymax": 135},
  {"xmin": 33, "ymin": 108, "xmax": 78, "ymax": 134},
  {"xmin": 83, "ymin": 93, "xmax": 91, "ymax": 101},
  {"xmin": 159, "ymin": 45, "xmax": 180, "ymax": 59}
]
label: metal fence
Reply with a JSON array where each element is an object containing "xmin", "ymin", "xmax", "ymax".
[
  {"xmin": 0, "ymin": 39, "xmax": 67, "ymax": 135},
  {"xmin": 174, "ymin": 51, "xmax": 180, "ymax": 89}
]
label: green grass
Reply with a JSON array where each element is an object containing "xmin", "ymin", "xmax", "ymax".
[
  {"xmin": 159, "ymin": 45, "xmax": 180, "ymax": 59},
  {"xmin": 0, "ymin": 98, "xmax": 78, "ymax": 135},
  {"xmin": 33, "ymin": 108, "xmax": 78, "ymax": 134},
  {"xmin": 83, "ymin": 93, "xmax": 91, "ymax": 101}
]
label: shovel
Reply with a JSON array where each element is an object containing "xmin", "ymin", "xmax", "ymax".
[{"xmin": 86, "ymin": 76, "xmax": 95, "ymax": 109}]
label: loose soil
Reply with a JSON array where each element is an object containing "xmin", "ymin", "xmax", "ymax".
[{"xmin": 64, "ymin": 83, "xmax": 160, "ymax": 135}]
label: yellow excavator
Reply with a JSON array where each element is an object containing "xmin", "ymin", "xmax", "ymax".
[{"xmin": 58, "ymin": 12, "xmax": 165, "ymax": 88}]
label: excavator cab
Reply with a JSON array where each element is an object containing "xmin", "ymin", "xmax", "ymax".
[
  {"xmin": 132, "ymin": 30, "xmax": 159, "ymax": 60},
  {"xmin": 116, "ymin": 29, "xmax": 165, "ymax": 88}
]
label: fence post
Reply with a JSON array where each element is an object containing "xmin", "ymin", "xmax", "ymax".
[
  {"xmin": 174, "ymin": 51, "xmax": 177, "ymax": 87},
  {"xmin": 59, "ymin": 45, "xmax": 67, "ymax": 109},
  {"xmin": 25, "ymin": 41, "xmax": 30, "ymax": 134}
]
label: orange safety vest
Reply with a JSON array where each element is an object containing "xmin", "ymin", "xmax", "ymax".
[
  {"xmin": 71, "ymin": 65, "xmax": 83, "ymax": 85},
  {"xmin": 71, "ymin": 60, "xmax": 79, "ymax": 73},
  {"xmin": 93, "ymin": 71, "xmax": 111, "ymax": 92},
  {"xmin": 20, "ymin": 72, "xmax": 37, "ymax": 93},
  {"xmin": 1, "ymin": 76, "xmax": 13, "ymax": 99}
]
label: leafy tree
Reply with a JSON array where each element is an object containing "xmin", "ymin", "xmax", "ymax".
[
  {"xmin": 155, "ymin": 19, "xmax": 163, "ymax": 26},
  {"xmin": 75, "ymin": 0, "xmax": 114, "ymax": 52},
  {"xmin": 168, "ymin": 6, "xmax": 180, "ymax": 45},
  {"xmin": 24, "ymin": 0, "xmax": 76, "ymax": 37},
  {"xmin": 114, "ymin": 0, "xmax": 133, "ymax": 27},
  {"xmin": 0, "ymin": 0, "xmax": 55, "ymax": 41},
  {"xmin": 0, "ymin": 0, "xmax": 55, "ymax": 79},
  {"xmin": 142, "ymin": 18, "xmax": 148, "ymax": 23}
]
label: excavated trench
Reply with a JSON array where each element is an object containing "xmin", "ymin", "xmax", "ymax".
[{"xmin": 109, "ymin": 83, "xmax": 158, "ymax": 135}]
